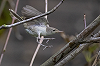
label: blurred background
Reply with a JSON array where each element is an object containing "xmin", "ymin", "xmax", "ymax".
[{"xmin": 0, "ymin": 0, "xmax": 100, "ymax": 66}]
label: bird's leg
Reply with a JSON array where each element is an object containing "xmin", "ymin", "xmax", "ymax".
[
  {"xmin": 37, "ymin": 32, "xmax": 55, "ymax": 43},
  {"xmin": 36, "ymin": 37, "xmax": 39, "ymax": 43},
  {"xmin": 36, "ymin": 34, "xmax": 53, "ymax": 49},
  {"xmin": 36, "ymin": 32, "xmax": 41, "ymax": 43}
]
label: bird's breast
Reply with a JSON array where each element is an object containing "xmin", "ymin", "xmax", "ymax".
[
  {"xmin": 25, "ymin": 25, "xmax": 47, "ymax": 36},
  {"xmin": 34, "ymin": 26, "xmax": 47, "ymax": 35}
]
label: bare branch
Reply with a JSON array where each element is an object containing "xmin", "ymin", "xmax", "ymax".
[
  {"xmin": 55, "ymin": 31, "xmax": 100, "ymax": 66},
  {"xmin": 45, "ymin": 0, "xmax": 48, "ymax": 19},
  {"xmin": 30, "ymin": 36, "xmax": 44, "ymax": 66},
  {"xmin": 0, "ymin": 0, "xmax": 64, "ymax": 30},
  {"xmin": 0, "ymin": 0, "xmax": 19, "ymax": 65}
]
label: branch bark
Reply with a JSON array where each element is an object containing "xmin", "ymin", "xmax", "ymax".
[
  {"xmin": 55, "ymin": 31, "xmax": 100, "ymax": 66},
  {"xmin": 78, "ymin": 37, "xmax": 100, "ymax": 44}
]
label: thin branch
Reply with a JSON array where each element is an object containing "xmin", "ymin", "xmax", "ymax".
[
  {"xmin": 40, "ymin": 15, "xmax": 100, "ymax": 66},
  {"xmin": 45, "ymin": 0, "xmax": 48, "ymax": 19},
  {"xmin": 0, "ymin": 0, "xmax": 19, "ymax": 65},
  {"xmin": 55, "ymin": 31, "xmax": 100, "ymax": 66},
  {"xmin": 0, "ymin": 0, "xmax": 64, "ymax": 30},
  {"xmin": 30, "ymin": 36, "xmax": 44, "ymax": 66},
  {"xmin": 84, "ymin": 14, "xmax": 87, "ymax": 28}
]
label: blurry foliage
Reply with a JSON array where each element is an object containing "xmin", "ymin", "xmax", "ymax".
[
  {"xmin": 0, "ymin": 0, "xmax": 12, "ymax": 36},
  {"xmin": 83, "ymin": 43, "xmax": 99, "ymax": 65}
]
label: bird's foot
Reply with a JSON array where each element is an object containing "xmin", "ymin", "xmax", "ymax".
[{"xmin": 36, "ymin": 37, "xmax": 55, "ymax": 50}]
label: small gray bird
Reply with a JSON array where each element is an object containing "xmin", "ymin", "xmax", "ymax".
[{"xmin": 9, "ymin": 5, "xmax": 63, "ymax": 42}]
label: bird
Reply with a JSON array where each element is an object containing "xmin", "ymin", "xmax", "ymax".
[{"xmin": 9, "ymin": 5, "xmax": 63, "ymax": 42}]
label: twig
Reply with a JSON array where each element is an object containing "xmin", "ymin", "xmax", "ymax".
[
  {"xmin": 0, "ymin": 0, "xmax": 7, "ymax": 17},
  {"xmin": 45, "ymin": 0, "xmax": 48, "ymax": 19},
  {"xmin": 84, "ymin": 14, "xmax": 87, "ymax": 28},
  {"xmin": 40, "ymin": 15, "xmax": 100, "ymax": 66},
  {"xmin": 0, "ymin": 0, "xmax": 64, "ymax": 30},
  {"xmin": 30, "ymin": 36, "xmax": 44, "ymax": 66},
  {"xmin": 0, "ymin": 0, "xmax": 19, "ymax": 65}
]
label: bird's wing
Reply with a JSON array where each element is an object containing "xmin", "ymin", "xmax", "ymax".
[{"xmin": 21, "ymin": 5, "xmax": 49, "ymax": 25}]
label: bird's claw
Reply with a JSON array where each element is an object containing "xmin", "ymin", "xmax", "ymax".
[{"xmin": 43, "ymin": 45, "xmax": 53, "ymax": 50}]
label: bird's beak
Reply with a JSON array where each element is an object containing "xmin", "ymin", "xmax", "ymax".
[{"xmin": 56, "ymin": 30, "xmax": 63, "ymax": 33}]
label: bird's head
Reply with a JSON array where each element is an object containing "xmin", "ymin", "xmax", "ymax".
[{"xmin": 46, "ymin": 26, "xmax": 63, "ymax": 35}]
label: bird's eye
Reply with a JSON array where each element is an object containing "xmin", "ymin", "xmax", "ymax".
[{"xmin": 53, "ymin": 29, "xmax": 55, "ymax": 31}]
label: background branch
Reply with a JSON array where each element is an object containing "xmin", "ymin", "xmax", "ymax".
[{"xmin": 0, "ymin": 0, "xmax": 19, "ymax": 65}]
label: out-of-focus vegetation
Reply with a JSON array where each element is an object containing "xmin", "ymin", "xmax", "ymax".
[{"xmin": 0, "ymin": 0, "xmax": 12, "ymax": 35}]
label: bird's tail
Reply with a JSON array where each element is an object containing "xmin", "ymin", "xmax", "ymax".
[{"xmin": 9, "ymin": 9, "xmax": 23, "ymax": 21}]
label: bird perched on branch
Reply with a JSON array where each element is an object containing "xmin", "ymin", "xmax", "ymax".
[{"xmin": 9, "ymin": 5, "xmax": 63, "ymax": 42}]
